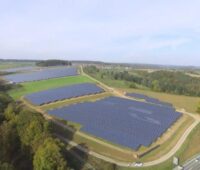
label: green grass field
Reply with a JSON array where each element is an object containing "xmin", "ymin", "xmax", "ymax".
[{"xmin": 9, "ymin": 75, "xmax": 94, "ymax": 99}]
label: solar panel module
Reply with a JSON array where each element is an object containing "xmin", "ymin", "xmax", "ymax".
[
  {"xmin": 48, "ymin": 96, "xmax": 181, "ymax": 150},
  {"xmin": 25, "ymin": 83, "xmax": 104, "ymax": 105},
  {"xmin": 4, "ymin": 67, "xmax": 78, "ymax": 83},
  {"xmin": 2, "ymin": 66, "xmax": 36, "ymax": 73},
  {"xmin": 126, "ymin": 93, "xmax": 173, "ymax": 107}
]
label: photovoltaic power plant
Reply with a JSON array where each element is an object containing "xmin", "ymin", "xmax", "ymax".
[
  {"xmin": 126, "ymin": 93, "xmax": 173, "ymax": 107},
  {"xmin": 25, "ymin": 83, "xmax": 104, "ymax": 105},
  {"xmin": 4, "ymin": 67, "xmax": 78, "ymax": 83},
  {"xmin": 2, "ymin": 66, "xmax": 36, "ymax": 73},
  {"xmin": 48, "ymin": 96, "xmax": 181, "ymax": 150}
]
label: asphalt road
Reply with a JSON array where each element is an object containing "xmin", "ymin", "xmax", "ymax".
[{"xmin": 182, "ymin": 155, "xmax": 200, "ymax": 170}]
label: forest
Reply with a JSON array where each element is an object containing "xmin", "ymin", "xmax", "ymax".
[
  {"xmin": 84, "ymin": 66, "xmax": 200, "ymax": 97},
  {"xmin": 36, "ymin": 60, "xmax": 72, "ymax": 67}
]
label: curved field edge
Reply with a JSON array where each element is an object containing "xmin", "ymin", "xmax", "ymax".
[
  {"xmin": 9, "ymin": 75, "xmax": 94, "ymax": 99},
  {"xmin": 118, "ymin": 123, "xmax": 200, "ymax": 170}
]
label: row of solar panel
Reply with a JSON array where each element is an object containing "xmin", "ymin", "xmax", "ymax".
[
  {"xmin": 25, "ymin": 83, "xmax": 104, "ymax": 105},
  {"xmin": 4, "ymin": 67, "xmax": 78, "ymax": 83},
  {"xmin": 48, "ymin": 96, "xmax": 181, "ymax": 150},
  {"xmin": 126, "ymin": 93, "xmax": 173, "ymax": 107},
  {"xmin": 2, "ymin": 66, "xmax": 37, "ymax": 73}
]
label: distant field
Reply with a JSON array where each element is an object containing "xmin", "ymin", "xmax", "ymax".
[
  {"xmin": 9, "ymin": 75, "xmax": 93, "ymax": 99},
  {"xmin": 123, "ymin": 88, "xmax": 200, "ymax": 113},
  {"xmin": 0, "ymin": 61, "xmax": 34, "ymax": 70}
]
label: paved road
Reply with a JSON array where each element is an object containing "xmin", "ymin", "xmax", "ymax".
[
  {"xmin": 179, "ymin": 155, "xmax": 200, "ymax": 170},
  {"xmin": 21, "ymin": 67, "xmax": 200, "ymax": 168}
]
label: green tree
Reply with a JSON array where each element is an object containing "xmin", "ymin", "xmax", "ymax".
[
  {"xmin": 0, "ymin": 121, "xmax": 20, "ymax": 162},
  {"xmin": 129, "ymin": 83, "xmax": 136, "ymax": 88},
  {"xmin": 0, "ymin": 92, "xmax": 13, "ymax": 113},
  {"xmin": 152, "ymin": 80, "xmax": 160, "ymax": 91},
  {"xmin": 0, "ymin": 162, "xmax": 14, "ymax": 170},
  {"xmin": 4, "ymin": 103, "xmax": 17, "ymax": 121},
  {"xmin": 15, "ymin": 109, "xmax": 50, "ymax": 151},
  {"xmin": 33, "ymin": 138, "xmax": 68, "ymax": 170}
]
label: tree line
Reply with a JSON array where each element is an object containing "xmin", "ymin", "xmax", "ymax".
[
  {"xmin": 84, "ymin": 66, "xmax": 200, "ymax": 97},
  {"xmin": 36, "ymin": 60, "xmax": 72, "ymax": 67},
  {"xmin": 0, "ymin": 93, "xmax": 70, "ymax": 169}
]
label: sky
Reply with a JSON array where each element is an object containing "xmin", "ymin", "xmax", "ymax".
[{"xmin": 0, "ymin": 0, "xmax": 200, "ymax": 66}]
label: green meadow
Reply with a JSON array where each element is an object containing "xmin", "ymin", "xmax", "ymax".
[{"xmin": 9, "ymin": 75, "xmax": 93, "ymax": 99}]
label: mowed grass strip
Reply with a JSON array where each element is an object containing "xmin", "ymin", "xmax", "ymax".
[{"xmin": 9, "ymin": 75, "xmax": 94, "ymax": 99}]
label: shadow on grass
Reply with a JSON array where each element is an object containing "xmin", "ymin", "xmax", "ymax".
[{"xmin": 50, "ymin": 120, "xmax": 92, "ymax": 170}]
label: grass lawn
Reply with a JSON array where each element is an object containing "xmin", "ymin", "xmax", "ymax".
[
  {"xmin": 118, "ymin": 159, "xmax": 173, "ymax": 170},
  {"xmin": 175, "ymin": 123, "xmax": 200, "ymax": 164},
  {"xmin": 9, "ymin": 75, "xmax": 94, "ymax": 99}
]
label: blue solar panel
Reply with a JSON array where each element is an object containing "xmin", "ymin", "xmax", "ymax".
[
  {"xmin": 4, "ymin": 67, "xmax": 78, "ymax": 83},
  {"xmin": 25, "ymin": 83, "xmax": 104, "ymax": 105},
  {"xmin": 126, "ymin": 93, "xmax": 173, "ymax": 107},
  {"xmin": 2, "ymin": 66, "xmax": 36, "ymax": 73},
  {"xmin": 48, "ymin": 96, "xmax": 181, "ymax": 150}
]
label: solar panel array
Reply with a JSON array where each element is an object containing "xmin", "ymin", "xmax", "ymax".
[
  {"xmin": 48, "ymin": 96, "xmax": 181, "ymax": 150},
  {"xmin": 25, "ymin": 83, "xmax": 104, "ymax": 105},
  {"xmin": 2, "ymin": 66, "xmax": 36, "ymax": 73},
  {"xmin": 4, "ymin": 67, "xmax": 78, "ymax": 83},
  {"xmin": 126, "ymin": 93, "xmax": 172, "ymax": 107}
]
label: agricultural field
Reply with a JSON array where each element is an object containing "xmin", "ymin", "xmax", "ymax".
[{"xmin": 9, "ymin": 75, "xmax": 94, "ymax": 99}]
